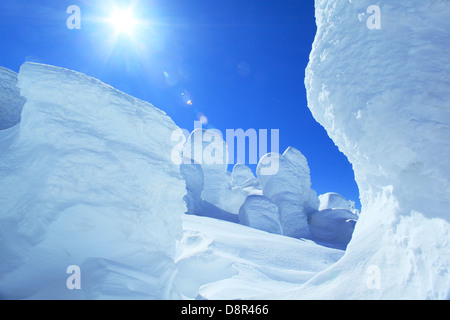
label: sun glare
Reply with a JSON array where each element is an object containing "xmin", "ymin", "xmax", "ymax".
[{"xmin": 109, "ymin": 9, "xmax": 138, "ymax": 34}]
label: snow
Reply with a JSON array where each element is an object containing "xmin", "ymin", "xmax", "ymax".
[
  {"xmin": 257, "ymin": 147, "xmax": 319, "ymax": 238},
  {"xmin": 174, "ymin": 214, "xmax": 344, "ymax": 300},
  {"xmin": 238, "ymin": 195, "xmax": 282, "ymax": 235},
  {"xmin": 81, "ymin": 255, "xmax": 177, "ymax": 300},
  {"xmin": 182, "ymin": 128, "xmax": 229, "ymax": 209},
  {"xmin": 0, "ymin": 67, "xmax": 24, "ymax": 130},
  {"xmin": 219, "ymin": 164, "xmax": 262, "ymax": 215},
  {"xmin": 0, "ymin": 62, "xmax": 186, "ymax": 299},
  {"xmin": 180, "ymin": 162, "xmax": 204, "ymax": 214},
  {"xmin": 2, "ymin": 0, "xmax": 448, "ymax": 299},
  {"xmin": 309, "ymin": 209, "xmax": 358, "ymax": 247},
  {"xmin": 288, "ymin": 0, "xmax": 450, "ymax": 299},
  {"xmin": 318, "ymin": 192, "xmax": 360, "ymax": 218},
  {"xmin": 319, "ymin": 193, "xmax": 351, "ymax": 211},
  {"xmin": 1, "ymin": 62, "xmax": 344, "ymax": 300}
]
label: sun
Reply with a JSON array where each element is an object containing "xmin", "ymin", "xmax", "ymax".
[{"xmin": 109, "ymin": 8, "xmax": 138, "ymax": 34}]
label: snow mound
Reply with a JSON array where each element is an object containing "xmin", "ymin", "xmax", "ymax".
[
  {"xmin": 238, "ymin": 195, "xmax": 282, "ymax": 235},
  {"xmin": 175, "ymin": 215, "xmax": 344, "ymax": 300},
  {"xmin": 0, "ymin": 67, "xmax": 25, "ymax": 130},
  {"xmin": 182, "ymin": 129, "xmax": 229, "ymax": 209},
  {"xmin": 319, "ymin": 193, "xmax": 351, "ymax": 211},
  {"xmin": 319, "ymin": 192, "xmax": 359, "ymax": 215},
  {"xmin": 309, "ymin": 209, "xmax": 358, "ymax": 247},
  {"xmin": 0, "ymin": 63, "xmax": 186, "ymax": 299},
  {"xmin": 231, "ymin": 163, "xmax": 262, "ymax": 190},
  {"xmin": 257, "ymin": 147, "xmax": 319, "ymax": 238},
  {"xmin": 180, "ymin": 138, "xmax": 262, "ymax": 217},
  {"xmin": 291, "ymin": 0, "xmax": 450, "ymax": 299}
]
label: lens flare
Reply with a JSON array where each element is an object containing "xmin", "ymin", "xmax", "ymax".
[{"xmin": 109, "ymin": 9, "xmax": 138, "ymax": 34}]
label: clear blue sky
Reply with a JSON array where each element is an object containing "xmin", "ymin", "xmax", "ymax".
[{"xmin": 0, "ymin": 0, "xmax": 360, "ymax": 207}]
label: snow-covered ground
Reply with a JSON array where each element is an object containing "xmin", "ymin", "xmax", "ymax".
[
  {"xmin": 0, "ymin": 62, "xmax": 186, "ymax": 299},
  {"xmin": 0, "ymin": 63, "xmax": 354, "ymax": 300},
  {"xmin": 174, "ymin": 214, "xmax": 343, "ymax": 300}
]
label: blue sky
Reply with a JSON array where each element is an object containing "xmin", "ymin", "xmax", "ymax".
[{"xmin": 0, "ymin": 0, "xmax": 360, "ymax": 207}]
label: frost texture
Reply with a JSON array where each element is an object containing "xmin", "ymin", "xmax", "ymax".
[
  {"xmin": 309, "ymin": 209, "xmax": 358, "ymax": 247},
  {"xmin": 180, "ymin": 162, "xmax": 204, "ymax": 214},
  {"xmin": 182, "ymin": 128, "xmax": 229, "ymax": 209},
  {"xmin": 257, "ymin": 147, "xmax": 319, "ymax": 238},
  {"xmin": 239, "ymin": 195, "xmax": 282, "ymax": 235},
  {"xmin": 0, "ymin": 67, "xmax": 25, "ymax": 130},
  {"xmin": 318, "ymin": 192, "xmax": 359, "ymax": 215},
  {"xmin": 0, "ymin": 63, "xmax": 186, "ymax": 299},
  {"xmin": 290, "ymin": 0, "xmax": 450, "ymax": 299},
  {"xmin": 220, "ymin": 164, "xmax": 262, "ymax": 215}
]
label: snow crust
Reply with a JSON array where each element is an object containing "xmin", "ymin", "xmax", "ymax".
[
  {"xmin": 0, "ymin": 63, "xmax": 186, "ymax": 299},
  {"xmin": 287, "ymin": 0, "xmax": 450, "ymax": 299}
]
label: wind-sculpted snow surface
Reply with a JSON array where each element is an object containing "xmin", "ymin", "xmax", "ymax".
[
  {"xmin": 180, "ymin": 161, "xmax": 204, "ymax": 214},
  {"xmin": 309, "ymin": 209, "xmax": 358, "ymax": 247},
  {"xmin": 0, "ymin": 63, "xmax": 186, "ymax": 299},
  {"xmin": 239, "ymin": 195, "xmax": 282, "ymax": 235},
  {"xmin": 257, "ymin": 147, "xmax": 319, "ymax": 239},
  {"xmin": 182, "ymin": 129, "xmax": 229, "ymax": 209},
  {"xmin": 0, "ymin": 67, "xmax": 25, "ymax": 130},
  {"xmin": 292, "ymin": 0, "xmax": 450, "ymax": 299},
  {"xmin": 319, "ymin": 193, "xmax": 352, "ymax": 211}
]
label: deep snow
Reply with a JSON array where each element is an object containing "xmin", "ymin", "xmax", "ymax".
[
  {"xmin": 291, "ymin": 0, "xmax": 450, "ymax": 299},
  {"xmin": 0, "ymin": 0, "xmax": 448, "ymax": 300},
  {"xmin": 0, "ymin": 62, "xmax": 353, "ymax": 300}
]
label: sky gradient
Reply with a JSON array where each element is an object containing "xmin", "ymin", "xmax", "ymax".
[{"xmin": 0, "ymin": 0, "xmax": 360, "ymax": 207}]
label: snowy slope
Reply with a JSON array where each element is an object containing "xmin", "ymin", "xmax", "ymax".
[
  {"xmin": 1, "ymin": 63, "xmax": 346, "ymax": 300},
  {"xmin": 0, "ymin": 63, "xmax": 186, "ymax": 299},
  {"xmin": 282, "ymin": 0, "xmax": 450, "ymax": 299},
  {"xmin": 174, "ymin": 215, "xmax": 344, "ymax": 300},
  {"xmin": 0, "ymin": 67, "xmax": 24, "ymax": 130}
]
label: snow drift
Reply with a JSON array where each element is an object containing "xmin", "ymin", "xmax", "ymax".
[
  {"xmin": 0, "ymin": 63, "xmax": 357, "ymax": 300},
  {"xmin": 0, "ymin": 63, "xmax": 186, "ymax": 299},
  {"xmin": 175, "ymin": 214, "xmax": 344, "ymax": 300},
  {"xmin": 0, "ymin": 67, "xmax": 24, "ymax": 130},
  {"xmin": 288, "ymin": 0, "xmax": 450, "ymax": 299},
  {"xmin": 238, "ymin": 195, "xmax": 282, "ymax": 235}
]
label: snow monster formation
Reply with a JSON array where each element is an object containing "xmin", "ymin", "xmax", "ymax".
[
  {"xmin": 257, "ymin": 147, "xmax": 319, "ymax": 239},
  {"xmin": 0, "ymin": 63, "xmax": 186, "ymax": 299},
  {"xmin": 290, "ymin": 0, "xmax": 450, "ymax": 299},
  {"xmin": 0, "ymin": 67, "xmax": 24, "ymax": 130}
]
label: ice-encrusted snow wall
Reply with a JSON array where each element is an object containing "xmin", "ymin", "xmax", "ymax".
[
  {"xmin": 0, "ymin": 67, "xmax": 24, "ymax": 130},
  {"xmin": 0, "ymin": 63, "xmax": 186, "ymax": 299},
  {"xmin": 293, "ymin": 0, "xmax": 450, "ymax": 299}
]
